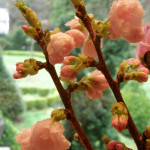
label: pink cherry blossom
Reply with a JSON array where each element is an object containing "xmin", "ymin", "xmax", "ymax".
[
  {"xmin": 109, "ymin": 0, "xmax": 145, "ymax": 43},
  {"xmin": 60, "ymin": 65, "xmax": 77, "ymax": 80},
  {"xmin": 89, "ymin": 70, "xmax": 109, "ymax": 91},
  {"xmin": 111, "ymin": 115, "xmax": 128, "ymax": 133},
  {"xmin": 65, "ymin": 16, "xmax": 88, "ymax": 37},
  {"xmin": 86, "ymin": 70, "xmax": 109, "ymax": 100},
  {"xmin": 82, "ymin": 38, "xmax": 102, "ymax": 59},
  {"xmin": 86, "ymin": 86, "xmax": 103, "ymax": 100},
  {"xmin": 136, "ymin": 23, "xmax": 150, "ymax": 68},
  {"xmin": 15, "ymin": 118, "xmax": 71, "ymax": 150},
  {"xmin": 47, "ymin": 32, "xmax": 75, "ymax": 65},
  {"xmin": 66, "ymin": 29, "xmax": 85, "ymax": 48}
]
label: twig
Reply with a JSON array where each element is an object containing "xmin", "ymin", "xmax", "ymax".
[
  {"xmin": 75, "ymin": 3, "xmax": 145, "ymax": 150},
  {"xmin": 35, "ymin": 30, "xmax": 94, "ymax": 150}
]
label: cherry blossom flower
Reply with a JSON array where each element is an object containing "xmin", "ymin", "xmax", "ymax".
[
  {"xmin": 15, "ymin": 118, "xmax": 71, "ymax": 150},
  {"xmin": 66, "ymin": 29, "xmax": 85, "ymax": 48},
  {"xmin": 65, "ymin": 16, "xmax": 88, "ymax": 37},
  {"xmin": 82, "ymin": 38, "xmax": 103, "ymax": 59},
  {"xmin": 136, "ymin": 22, "xmax": 150, "ymax": 70},
  {"xmin": 109, "ymin": 0, "xmax": 145, "ymax": 43},
  {"xmin": 47, "ymin": 32, "xmax": 75, "ymax": 65},
  {"xmin": 86, "ymin": 70, "xmax": 109, "ymax": 99}
]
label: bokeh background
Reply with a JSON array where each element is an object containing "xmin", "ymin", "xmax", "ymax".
[{"xmin": 0, "ymin": 0, "xmax": 150, "ymax": 149}]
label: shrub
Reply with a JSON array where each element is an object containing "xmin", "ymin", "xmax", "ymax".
[
  {"xmin": 0, "ymin": 55, "xmax": 25, "ymax": 120},
  {"xmin": 0, "ymin": 115, "xmax": 20, "ymax": 150}
]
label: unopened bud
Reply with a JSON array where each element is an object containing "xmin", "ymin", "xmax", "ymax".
[
  {"xmin": 14, "ymin": 0, "xmax": 42, "ymax": 28},
  {"xmin": 102, "ymin": 136, "xmax": 111, "ymax": 144},
  {"xmin": 74, "ymin": 133, "xmax": 80, "ymax": 141},
  {"xmin": 144, "ymin": 125, "xmax": 150, "ymax": 139},
  {"xmin": 51, "ymin": 109, "xmax": 66, "ymax": 122},
  {"xmin": 71, "ymin": 0, "xmax": 83, "ymax": 7}
]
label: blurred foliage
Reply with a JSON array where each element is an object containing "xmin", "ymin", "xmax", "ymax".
[
  {"xmin": 0, "ymin": 114, "xmax": 20, "ymax": 150},
  {"xmin": 64, "ymin": 92, "xmax": 118, "ymax": 150},
  {"xmin": 121, "ymin": 81, "xmax": 150, "ymax": 137},
  {"xmin": 0, "ymin": 54, "xmax": 25, "ymax": 120}
]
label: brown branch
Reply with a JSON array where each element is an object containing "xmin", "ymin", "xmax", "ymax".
[
  {"xmin": 35, "ymin": 30, "xmax": 94, "ymax": 150},
  {"xmin": 74, "ymin": 3, "xmax": 145, "ymax": 150}
]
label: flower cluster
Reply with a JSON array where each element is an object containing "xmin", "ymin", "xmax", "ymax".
[
  {"xmin": 15, "ymin": 118, "xmax": 71, "ymax": 150},
  {"xmin": 117, "ymin": 58, "xmax": 149, "ymax": 83},
  {"xmin": 111, "ymin": 102, "xmax": 128, "ymax": 133},
  {"xmin": 109, "ymin": 0, "xmax": 145, "ymax": 43}
]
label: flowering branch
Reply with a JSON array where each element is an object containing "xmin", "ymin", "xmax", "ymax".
[
  {"xmin": 34, "ymin": 29, "xmax": 94, "ymax": 150},
  {"xmin": 72, "ymin": 1, "xmax": 145, "ymax": 150}
]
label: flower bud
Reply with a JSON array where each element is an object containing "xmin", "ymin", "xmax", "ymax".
[
  {"xmin": 74, "ymin": 133, "xmax": 80, "ymax": 141},
  {"xmin": 14, "ymin": 0, "xmax": 42, "ymax": 28},
  {"xmin": 51, "ymin": 109, "xmax": 66, "ymax": 122},
  {"xmin": 71, "ymin": 0, "xmax": 83, "ymax": 7},
  {"xmin": 144, "ymin": 125, "xmax": 150, "ymax": 139},
  {"xmin": 22, "ymin": 25, "xmax": 37, "ymax": 38},
  {"xmin": 60, "ymin": 65, "xmax": 77, "ymax": 80}
]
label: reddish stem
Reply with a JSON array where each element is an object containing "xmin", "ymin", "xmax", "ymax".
[
  {"xmin": 35, "ymin": 30, "xmax": 94, "ymax": 150},
  {"xmin": 75, "ymin": 3, "xmax": 145, "ymax": 150}
]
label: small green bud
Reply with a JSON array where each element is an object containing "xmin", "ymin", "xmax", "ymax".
[
  {"xmin": 14, "ymin": 0, "xmax": 42, "ymax": 28},
  {"xmin": 74, "ymin": 133, "xmax": 80, "ymax": 141},
  {"xmin": 71, "ymin": 0, "xmax": 84, "ymax": 7},
  {"xmin": 102, "ymin": 136, "xmax": 111, "ymax": 144},
  {"xmin": 144, "ymin": 125, "xmax": 150, "ymax": 139},
  {"xmin": 51, "ymin": 109, "xmax": 66, "ymax": 122}
]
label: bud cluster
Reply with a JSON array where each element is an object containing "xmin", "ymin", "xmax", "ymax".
[
  {"xmin": 13, "ymin": 58, "xmax": 40, "ymax": 79},
  {"xmin": 111, "ymin": 102, "xmax": 128, "ymax": 133},
  {"xmin": 117, "ymin": 58, "xmax": 149, "ymax": 83}
]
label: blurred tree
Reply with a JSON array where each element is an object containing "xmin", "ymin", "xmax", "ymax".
[{"xmin": 0, "ymin": 53, "xmax": 25, "ymax": 120}]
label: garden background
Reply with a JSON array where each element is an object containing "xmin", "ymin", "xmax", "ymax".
[{"xmin": 0, "ymin": 0, "xmax": 150, "ymax": 149}]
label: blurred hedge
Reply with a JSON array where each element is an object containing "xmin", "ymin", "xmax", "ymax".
[
  {"xmin": 0, "ymin": 114, "xmax": 20, "ymax": 150},
  {"xmin": 0, "ymin": 54, "xmax": 25, "ymax": 120}
]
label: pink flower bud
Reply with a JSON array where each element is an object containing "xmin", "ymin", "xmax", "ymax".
[
  {"xmin": 60, "ymin": 65, "xmax": 77, "ymax": 80},
  {"xmin": 22, "ymin": 25, "xmax": 28, "ymax": 32},
  {"xmin": 89, "ymin": 70, "xmax": 109, "ymax": 91},
  {"xmin": 108, "ymin": 140, "xmax": 120, "ymax": 150},
  {"xmin": 15, "ymin": 118, "xmax": 71, "ymax": 150},
  {"xmin": 13, "ymin": 73, "xmax": 23, "ymax": 79},
  {"xmin": 111, "ymin": 115, "xmax": 128, "ymax": 133},
  {"xmin": 109, "ymin": 0, "xmax": 145, "ymax": 43},
  {"xmin": 66, "ymin": 29, "xmax": 85, "ymax": 48},
  {"xmin": 63, "ymin": 56, "xmax": 75, "ymax": 65},
  {"xmin": 82, "ymin": 38, "xmax": 102, "ymax": 59},
  {"xmin": 115, "ymin": 144, "xmax": 124, "ymax": 150},
  {"xmin": 126, "ymin": 58, "xmax": 140, "ymax": 67},
  {"xmin": 86, "ymin": 86, "xmax": 103, "ymax": 100},
  {"xmin": 65, "ymin": 16, "xmax": 88, "ymax": 37}
]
